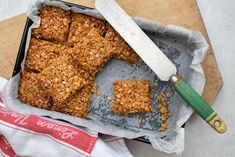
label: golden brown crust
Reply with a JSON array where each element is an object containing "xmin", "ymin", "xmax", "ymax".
[
  {"xmin": 25, "ymin": 38, "xmax": 71, "ymax": 72},
  {"xmin": 32, "ymin": 6, "xmax": 71, "ymax": 42},
  {"xmin": 61, "ymin": 83, "xmax": 95, "ymax": 118},
  {"xmin": 71, "ymin": 29, "xmax": 114, "ymax": 76},
  {"xmin": 19, "ymin": 72, "xmax": 52, "ymax": 109},
  {"xmin": 112, "ymin": 80, "xmax": 153, "ymax": 114},
  {"xmin": 105, "ymin": 23, "xmax": 140, "ymax": 63},
  {"xmin": 67, "ymin": 13, "xmax": 106, "ymax": 46},
  {"xmin": 38, "ymin": 55, "xmax": 89, "ymax": 110}
]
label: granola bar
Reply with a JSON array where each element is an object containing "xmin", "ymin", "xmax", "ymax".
[
  {"xmin": 105, "ymin": 23, "xmax": 139, "ymax": 63},
  {"xmin": 32, "ymin": 6, "xmax": 71, "ymax": 42},
  {"xmin": 61, "ymin": 84, "xmax": 95, "ymax": 118},
  {"xmin": 19, "ymin": 72, "xmax": 51, "ymax": 109},
  {"xmin": 25, "ymin": 38, "xmax": 71, "ymax": 72},
  {"xmin": 38, "ymin": 55, "xmax": 88, "ymax": 110},
  {"xmin": 71, "ymin": 29, "xmax": 114, "ymax": 76},
  {"xmin": 67, "ymin": 13, "xmax": 106, "ymax": 45},
  {"xmin": 112, "ymin": 80, "xmax": 153, "ymax": 114}
]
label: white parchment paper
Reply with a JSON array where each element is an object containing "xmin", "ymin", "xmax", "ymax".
[{"xmin": 2, "ymin": 0, "xmax": 208, "ymax": 154}]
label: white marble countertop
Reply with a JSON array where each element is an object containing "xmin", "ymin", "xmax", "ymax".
[{"xmin": 1, "ymin": 0, "xmax": 235, "ymax": 156}]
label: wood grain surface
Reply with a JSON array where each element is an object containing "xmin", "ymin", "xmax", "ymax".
[{"xmin": 0, "ymin": 0, "xmax": 222, "ymax": 104}]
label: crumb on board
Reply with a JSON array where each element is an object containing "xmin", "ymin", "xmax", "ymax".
[
  {"xmin": 158, "ymin": 123, "xmax": 169, "ymax": 132},
  {"xmin": 112, "ymin": 80, "xmax": 153, "ymax": 114},
  {"xmin": 131, "ymin": 75, "xmax": 136, "ymax": 79},
  {"xmin": 158, "ymin": 91, "xmax": 172, "ymax": 126},
  {"xmin": 107, "ymin": 96, "xmax": 112, "ymax": 101},
  {"xmin": 153, "ymin": 80, "xmax": 158, "ymax": 87},
  {"xmin": 177, "ymin": 72, "xmax": 183, "ymax": 78},
  {"xmin": 19, "ymin": 72, "xmax": 51, "ymax": 109},
  {"xmin": 161, "ymin": 112, "xmax": 172, "ymax": 121},
  {"xmin": 25, "ymin": 38, "xmax": 71, "ymax": 72},
  {"xmin": 165, "ymin": 91, "xmax": 173, "ymax": 98},
  {"xmin": 38, "ymin": 55, "xmax": 88, "ymax": 110},
  {"xmin": 159, "ymin": 92, "xmax": 167, "ymax": 106},
  {"xmin": 32, "ymin": 6, "xmax": 71, "ymax": 42}
]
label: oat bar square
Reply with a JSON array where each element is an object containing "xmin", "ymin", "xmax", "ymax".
[
  {"xmin": 71, "ymin": 29, "xmax": 114, "ymax": 76},
  {"xmin": 67, "ymin": 13, "xmax": 106, "ymax": 45},
  {"xmin": 19, "ymin": 72, "xmax": 51, "ymax": 109},
  {"xmin": 39, "ymin": 55, "xmax": 88, "ymax": 110},
  {"xmin": 32, "ymin": 6, "xmax": 71, "ymax": 42},
  {"xmin": 112, "ymin": 80, "xmax": 153, "ymax": 114},
  {"xmin": 105, "ymin": 24, "xmax": 139, "ymax": 63},
  {"xmin": 25, "ymin": 38, "xmax": 71, "ymax": 72},
  {"xmin": 62, "ymin": 84, "xmax": 94, "ymax": 118}
]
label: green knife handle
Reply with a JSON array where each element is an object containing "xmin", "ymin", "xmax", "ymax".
[{"xmin": 170, "ymin": 75, "xmax": 227, "ymax": 133}]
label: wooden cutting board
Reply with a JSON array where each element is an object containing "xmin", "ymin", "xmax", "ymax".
[{"xmin": 0, "ymin": 0, "xmax": 222, "ymax": 104}]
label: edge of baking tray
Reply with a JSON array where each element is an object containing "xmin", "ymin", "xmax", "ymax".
[{"xmin": 12, "ymin": 0, "xmax": 150, "ymax": 144}]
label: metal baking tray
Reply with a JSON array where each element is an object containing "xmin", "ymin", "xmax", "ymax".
[{"xmin": 12, "ymin": 0, "xmax": 153, "ymax": 144}]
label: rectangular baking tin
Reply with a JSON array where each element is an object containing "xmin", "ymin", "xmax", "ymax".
[{"xmin": 12, "ymin": 0, "xmax": 150, "ymax": 144}]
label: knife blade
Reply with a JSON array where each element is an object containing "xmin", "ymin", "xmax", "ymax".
[
  {"xmin": 96, "ymin": 0, "xmax": 176, "ymax": 81},
  {"xmin": 96, "ymin": 0, "xmax": 227, "ymax": 133}
]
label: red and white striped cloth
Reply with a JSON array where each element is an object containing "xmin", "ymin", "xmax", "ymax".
[
  {"xmin": 0, "ymin": 104, "xmax": 97, "ymax": 157},
  {"xmin": 0, "ymin": 77, "xmax": 133, "ymax": 157},
  {"xmin": 0, "ymin": 135, "xmax": 18, "ymax": 157}
]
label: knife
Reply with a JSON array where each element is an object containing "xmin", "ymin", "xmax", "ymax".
[{"xmin": 96, "ymin": 0, "xmax": 227, "ymax": 133}]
